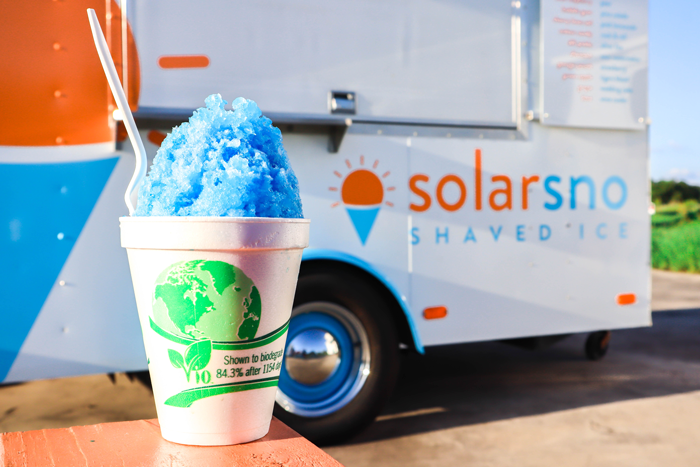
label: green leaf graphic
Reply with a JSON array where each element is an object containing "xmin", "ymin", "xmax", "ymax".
[
  {"xmin": 168, "ymin": 349, "xmax": 184, "ymax": 369},
  {"xmin": 164, "ymin": 377, "xmax": 280, "ymax": 408},
  {"xmin": 185, "ymin": 340, "xmax": 212, "ymax": 372}
]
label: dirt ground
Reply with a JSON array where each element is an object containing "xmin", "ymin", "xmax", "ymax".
[{"xmin": 2, "ymin": 269, "xmax": 699, "ymax": 466}]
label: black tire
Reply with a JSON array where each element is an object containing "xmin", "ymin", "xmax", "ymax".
[
  {"xmin": 585, "ymin": 331, "xmax": 611, "ymax": 361},
  {"xmin": 273, "ymin": 268, "xmax": 400, "ymax": 445}
]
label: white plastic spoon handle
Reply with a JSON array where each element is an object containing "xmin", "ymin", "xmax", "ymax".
[{"xmin": 87, "ymin": 8, "xmax": 146, "ymax": 215}]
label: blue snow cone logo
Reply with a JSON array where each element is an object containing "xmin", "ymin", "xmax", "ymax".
[{"xmin": 330, "ymin": 156, "xmax": 394, "ymax": 245}]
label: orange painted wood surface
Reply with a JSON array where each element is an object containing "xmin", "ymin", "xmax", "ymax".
[{"xmin": 0, "ymin": 418, "xmax": 343, "ymax": 467}]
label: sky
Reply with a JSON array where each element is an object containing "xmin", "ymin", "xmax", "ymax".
[{"xmin": 649, "ymin": 0, "xmax": 700, "ymax": 183}]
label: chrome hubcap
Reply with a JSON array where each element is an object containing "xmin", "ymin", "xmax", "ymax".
[
  {"xmin": 285, "ymin": 329, "xmax": 341, "ymax": 385},
  {"xmin": 276, "ymin": 302, "xmax": 371, "ymax": 417}
]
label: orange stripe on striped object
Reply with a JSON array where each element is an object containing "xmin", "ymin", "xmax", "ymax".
[
  {"xmin": 423, "ymin": 306, "xmax": 447, "ymax": 320},
  {"xmin": 616, "ymin": 293, "xmax": 636, "ymax": 305},
  {"xmin": 158, "ymin": 55, "xmax": 210, "ymax": 69}
]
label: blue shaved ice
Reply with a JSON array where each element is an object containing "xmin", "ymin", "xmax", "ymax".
[{"xmin": 133, "ymin": 94, "xmax": 303, "ymax": 218}]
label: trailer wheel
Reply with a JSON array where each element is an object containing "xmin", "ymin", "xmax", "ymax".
[
  {"xmin": 585, "ymin": 331, "xmax": 611, "ymax": 361},
  {"xmin": 274, "ymin": 270, "xmax": 400, "ymax": 445}
]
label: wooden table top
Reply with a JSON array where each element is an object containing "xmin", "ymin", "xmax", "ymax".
[{"xmin": 0, "ymin": 417, "xmax": 343, "ymax": 466}]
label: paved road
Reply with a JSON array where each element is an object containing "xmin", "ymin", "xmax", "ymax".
[
  {"xmin": 652, "ymin": 269, "xmax": 700, "ymax": 311},
  {"xmin": 2, "ymin": 270, "xmax": 700, "ymax": 466},
  {"xmin": 325, "ymin": 310, "xmax": 700, "ymax": 466}
]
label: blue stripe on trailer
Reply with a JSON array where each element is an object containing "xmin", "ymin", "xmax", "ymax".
[
  {"xmin": 301, "ymin": 249, "xmax": 424, "ymax": 354},
  {"xmin": 0, "ymin": 158, "xmax": 119, "ymax": 382}
]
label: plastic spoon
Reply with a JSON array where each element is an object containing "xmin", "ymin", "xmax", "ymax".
[{"xmin": 87, "ymin": 8, "xmax": 146, "ymax": 215}]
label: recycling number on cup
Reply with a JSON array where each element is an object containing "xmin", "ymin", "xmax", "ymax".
[
  {"xmin": 148, "ymin": 259, "xmax": 289, "ymax": 408},
  {"xmin": 167, "ymin": 343, "xmax": 285, "ymax": 384}
]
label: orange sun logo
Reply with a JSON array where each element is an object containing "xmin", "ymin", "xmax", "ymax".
[{"xmin": 329, "ymin": 156, "xmax": 395, "ymax": 245}]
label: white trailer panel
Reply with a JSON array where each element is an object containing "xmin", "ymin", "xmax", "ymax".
[{"xmin": 134, "ymin": 0, "xmax": 518, "ymax": 126}]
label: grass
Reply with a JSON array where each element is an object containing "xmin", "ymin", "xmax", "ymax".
[{"xmin": 652, "ymin": 201, "xmax": 700, "ymax": 272}]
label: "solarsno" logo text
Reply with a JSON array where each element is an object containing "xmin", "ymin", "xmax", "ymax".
[
  {"xmin": 408, "ymin": 149, "xmax": 627, "ymax": 213},
  {"xmin": 408, "ymin": 149, "xmax": 631, "ymax": 246}
]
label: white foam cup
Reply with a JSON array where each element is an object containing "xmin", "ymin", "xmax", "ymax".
[{"xmin": 120, "ymin": 216, "xmax": 309, "ymax": 445}]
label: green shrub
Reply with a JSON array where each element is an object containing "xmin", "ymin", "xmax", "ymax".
[
  {"xmin": 652, "ymin": 221, "xmax": 700, "ymax": 272},
  {"xmin": 652, "ymin": 212, "xmax": 683, "ymax": 227},
  {"xmin": 652, "ymin": 180, "xmax": 700, "ymax": 204},
  {"xmin": 686, "ymin": 200, "xmax": 699, "ymax": 220},
  {"xmin": 655, "ymin": 203, "xmax": 680, "ymax": 215}
]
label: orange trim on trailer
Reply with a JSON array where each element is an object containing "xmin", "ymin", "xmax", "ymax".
[
  {"xmin": 423, "ymin": 306, "xmax": 448, "ymax": 320},
  {"xmin": 158, "ymin": 55, "xmax": 210, "ymax": 69},
  {"xmin": 147, "ymin": 130, "xmax": 167, "ymax": 147},
  {"xmin": 616, "ymin": 293, "xmax": 636, "ymax": 305},
  {"xmin": 0, "ymin": 0, "xmax": 140, "ymax": 147}
]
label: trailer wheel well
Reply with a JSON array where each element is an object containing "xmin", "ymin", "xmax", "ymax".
[{"xmin": 299, "ymin": 259, "xmax": 417, "ymax": 352}]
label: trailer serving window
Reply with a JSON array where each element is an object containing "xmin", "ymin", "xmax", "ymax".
[{"xmin": 134, "ymin": 0, "xmax": 519, "ymax": 128}]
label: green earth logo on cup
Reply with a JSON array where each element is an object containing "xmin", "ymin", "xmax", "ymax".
[{"xmin": 152, "ymin": 260, "xmax": 262, "ymax": 382}]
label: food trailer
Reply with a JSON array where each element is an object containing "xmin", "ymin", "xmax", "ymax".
[{"xmin": 0, "ymin": 0, "xmax": 649, "ymax": 443}]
